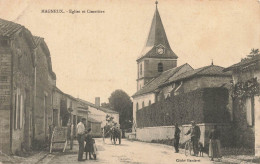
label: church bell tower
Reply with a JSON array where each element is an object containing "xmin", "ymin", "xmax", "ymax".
[{"xmin": 136, "ymin": 1, "xmax": 178, "ymax": 91}]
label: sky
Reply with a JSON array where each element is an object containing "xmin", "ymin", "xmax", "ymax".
[{"xmin": 0, "ymin": 0, "xmax": 260, "ymax": 103}]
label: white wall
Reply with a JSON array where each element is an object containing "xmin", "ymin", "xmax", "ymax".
[
  {"xmin": 136, "ymin": 123, "xmax": 232, "ymax": 146},
  {"xmin": 88, "ymin": 106, "xmax": 119, "ymax": 127}
]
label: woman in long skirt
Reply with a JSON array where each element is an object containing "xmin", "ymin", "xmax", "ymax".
[{"xmin": 209, "ymin": 125, "xmax": 221, "ymax": 161}]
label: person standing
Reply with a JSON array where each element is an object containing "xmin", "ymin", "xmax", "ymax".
[
  {"xmin": 185, "ymin": 121, "xmax": 201, "ymax": 156},
  {"xmin": 85, "ymin": 128, "xmax": 93, "ymax": 160},
  {"xmin": 209, "ymin": 125, "xmax": 221, "ymax": 161},
  {"xmin": 174, "ymin": 123, "xmax": 181, "ymax": 153},
  {"xmin": 92, "ymin": 139, "xmax": 98, "ymax": 160},
  {"xmin": 77, "ymin": 118, "xmax": 86, "ymax": 161}
]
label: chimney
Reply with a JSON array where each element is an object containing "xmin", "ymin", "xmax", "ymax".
[{"xmin": 95, "ymin": 97, "xmax": 100, "ymax": 107}]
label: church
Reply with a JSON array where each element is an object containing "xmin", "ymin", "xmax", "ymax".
[{"xmin": 132, "ymin": 2, "xmax": 233, "ymax": 146}]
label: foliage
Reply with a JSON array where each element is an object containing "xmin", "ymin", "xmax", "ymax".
[
  {"xmin": 241, "ymin": 48, "xmax": 260, "ymax": 62},
  {"xmin": 231, "ymin": 77, "xmax": 260, "ymax": 99},
  {"xmin": 106, "ymin": 114, "xmax": 115, "ymax": 125},
  {"xmin": 136, "ymin": 88, "xmax": 230, "ymax": 128},
  {"xmin": 101, "ymin": 102, "xmax": 111, "ymax": 109},
  {"xmin": 108, "ymin": 89, "xmax": 133, "ymax": 129}
]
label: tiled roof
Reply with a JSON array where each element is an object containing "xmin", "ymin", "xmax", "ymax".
[
  {"xmin": 224, "ymin": 55, "xmax": 260, "ymax": 71},
  {"xmin": 33, "ymin": 36, "xmax": 43, "ymax": 46},
  {"xmin": 0, "ymin": 18, "xmax": 23, "ymax": 37},
  {"xmin": 137, "ymin": 5, "xmax": 177, "ymax": 61},
  {"xmin": 77, "ymin": 98, "xmax": 118, "ymax": 114},
  {"xmin": 161, "ymin": 65, "xmax": 232, "ymax": 87},
  {"xmin": 132, "ymin": 63, "xmax": 192, "ymax": 97}
]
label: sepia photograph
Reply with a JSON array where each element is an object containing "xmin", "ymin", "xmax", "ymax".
[{"xmin": 0, "ymin": 0, "xmax": 260, "ymax": 163}]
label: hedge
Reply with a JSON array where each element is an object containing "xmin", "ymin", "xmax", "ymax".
[{"xmin": 136, "ymin": 88, "xmax": 231, "ymax": 128}]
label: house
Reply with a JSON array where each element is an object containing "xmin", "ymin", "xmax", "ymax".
[
  {"xmin": 77, "ymin": 98, "xmax": 119, "ymax": 128},
  {"xmin": 224, "ymin": 53, "xmax": 260, "ymax": 156},
  {"xmin": 0, "ymin": 18, "xmax": 56, "ymax": 154},
  {"xmin": 86, "ymin": 117, "xmax": 102, "ymax": 137},
  {"xmin": 0, "ymin": 18, "xmax": 35, "ymax": 154},
  {"xmin": 33, "ymin": 36, "xmax": 56, "ymax": 144}
]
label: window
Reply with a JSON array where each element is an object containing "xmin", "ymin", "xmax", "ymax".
[
  {"xmin": 14, "ymin": 93, "xmax": 17, "ymax": 129},
  {"xmin": 20, "ymin": 95, "xmax": 23, "ymax": 129},
  {"xmin": 140, "ymin": 64, "xmax": 142, "ymax": 76},
  {"xmin": 136, "ymin": 103, "xmax": 139, "ymax": 110},
  {"xmin": 246, "ymin": 97, "xmax": 254, "ymax": 126},
  {"xmin": 142, "ymin": 101, "xmax": 144, "ymax": 108},
  {"xmin": 149, "ymin": 100, "xmax": 151, "ymax": 106},
  {"xmin": 158, "ymin": 63, "xmax": 163, "ymax": 72}
]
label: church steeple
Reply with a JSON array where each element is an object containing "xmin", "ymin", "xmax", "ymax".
[
  {"xmin": 136, "ymin": 1, "xmax": 178, "ymax": 91},
  {"xmin": 137, "ymin": 1, "xmax": 178, "ymax": 61}
]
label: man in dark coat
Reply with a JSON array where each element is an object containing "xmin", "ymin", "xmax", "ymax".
[
  {"xmin": 174, "ymin": 123, "xmax": 181, "ymax": 153},
  {"xmin": 185, "ymin": 121, "xmax": 201, "ymax": 156}
]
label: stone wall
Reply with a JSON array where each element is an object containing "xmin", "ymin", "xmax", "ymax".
[
  {"xmin": 34, "ymin": 42, "xmax": 55, "ymax": 141},
  {"xmin": 0, "ymin": 45, "xmax": 12, "ymax": 154},
  {"xmin": 255, "ymin": 95, "xmax": 260, "ymax": 156},
  {"xmin": 136, "ymin": 123, "xmax": 233, "ymax": 147},
  {"xmin": 231, "ymin": 70, "xmax": 259, "ymax": 155},
  {"xmin": 11, "ymin": 31, "xmax": 35, "ymax": 153}
]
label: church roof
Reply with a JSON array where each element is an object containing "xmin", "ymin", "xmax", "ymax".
[
  {"xmin": 137, "ymin": 3, "xmax": 178, "ymax": 61},
  {"xmin": 161, "ymin": 65, "xmax": 232, "ymax": 87},
  {"xmin": 132, "ymin": 63, "xmax": 192, "ymax": 97}
]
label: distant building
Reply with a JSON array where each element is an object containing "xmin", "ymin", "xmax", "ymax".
[
  {"xmin": 77, "ymin": 98, "xmax": 119, "ymax": 128},
  {"xmin": 224, "ymin": 54, "xmax": 260, "ymax": 156}
]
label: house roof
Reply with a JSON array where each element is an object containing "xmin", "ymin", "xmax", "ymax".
[
  {"xmin": 161, "ymin": 65, "xmax": 232, "ymax": 87},
  {"xmin": 132, "ymin": 63, "xmax": 192, "ymax": 97},
  {"xmin": 33, "ymin": 36, "xmax": 42, "ymax": 46},
  {"xmin": 137, "ymin": 3, "xmax": 177, "ymax": 61},
  {"xmin": 224, "ymin": 55, "xmax": 260, "ymax": 71},
  {"xmin": 77, "ymin": 98, "xmax": 118, "ymax": 114},
  {"xmin": 0, "ymin": 18, "xmax": 57, "ymax": 80},
  {"xmin": 0, "ymin": 18, "xmax": 23, "ymax": 37}
]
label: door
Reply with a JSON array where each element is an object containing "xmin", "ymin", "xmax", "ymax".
[{"xmin": 53, "ymin": 109, "xmax": 59, "ymax": 127}]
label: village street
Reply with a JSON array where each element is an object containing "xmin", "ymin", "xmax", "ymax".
[{"xmin": 37, "ymin": 138, "xmax": 214, "ymax": 164}]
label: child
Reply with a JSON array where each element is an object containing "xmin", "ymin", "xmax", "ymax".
[
  {"xmin": 92, "ymin": 139, "xmax": 98, "ymax": 160},
  {"xmin": 85, "ymin": 129, "xmax": 93, "ymax": 160}
]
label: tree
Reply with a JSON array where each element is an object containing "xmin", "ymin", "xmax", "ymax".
[
  {"xmin": 101, "ymin": 102, "xmax": 111, "ymax": 109},
  {"xmin": 108, "ymin": 90, "xmax": 133, "ymax": 129}
]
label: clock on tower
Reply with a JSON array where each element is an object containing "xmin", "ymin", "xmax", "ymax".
[{"xmin": 157, "ymin": 47, "xmax": 164, "ymax": 54}]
